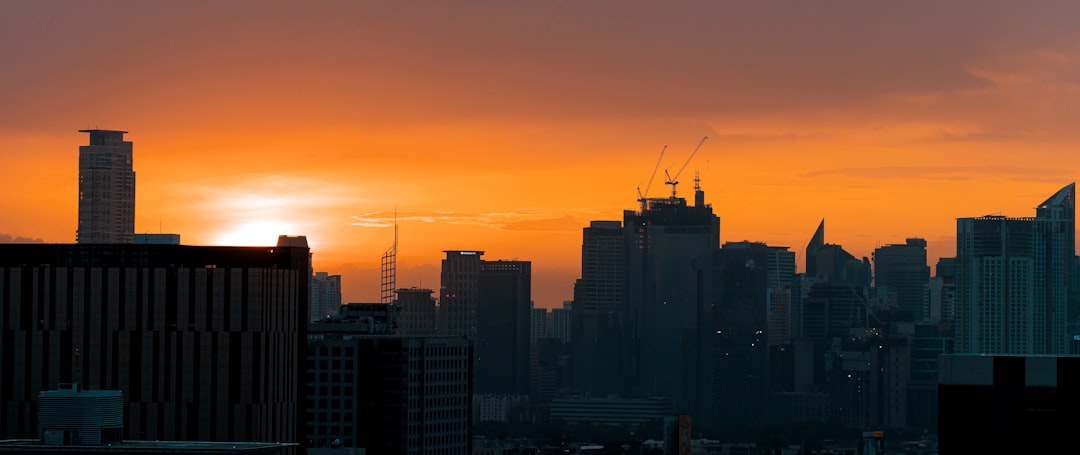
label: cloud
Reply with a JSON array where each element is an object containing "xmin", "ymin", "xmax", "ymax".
[
  {"xmin": 351, "ymin": 210, "xmax": 586, "ymax": 232},
  {"xmin": 800, "ymin": 166, "xmax": 1069, "ymax": 182},
  {"xmin": 0, "ymin": 233, "xmax": 44, "ymax": 243}
]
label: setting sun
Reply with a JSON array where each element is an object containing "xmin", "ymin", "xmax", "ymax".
[{"xmin": 213, "ymin": 220, "xmax": 297, "ymax": 247}]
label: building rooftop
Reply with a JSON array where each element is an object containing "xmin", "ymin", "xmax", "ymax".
[{"xmin": 0, "ymin": 440, "xmax": 296, "ymax": 454}]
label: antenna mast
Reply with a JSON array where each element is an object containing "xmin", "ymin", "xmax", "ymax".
[{"xmin": 380, "ymin": 210, "xmax": 398, "ymax": 304}]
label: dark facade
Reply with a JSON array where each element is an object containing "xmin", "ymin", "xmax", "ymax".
[
  {"xmin": 439, "ymin": 251, "xmax": 483, "ymax": 337},
  {"xmin": 0, "ymin": 242, "xmax": 309, "ymax": 445},
  {"xmin": 305, "ymin": 328, "xmax": 472, "ymax": 454},
  {"xmin": 570, "ymin": 220, "xmax": 625, "ymax": 397},
  {"xmin": 396, "ymin": 287, "xmax": 437, "ymax": 336},
  {"xmin": 476, "ymin": 260, "xmax": 531, "ymax": 397},
  {"xmin": 938, "ymin": 354, "xmax": 1080, "ymax": 454},
  {"xmin": 623, "ymin": 182, "xmax": 719, "ymax": 417},
  {"xmin": 873, "ymin": 238, "xmax": 930, "ymax": 322}
]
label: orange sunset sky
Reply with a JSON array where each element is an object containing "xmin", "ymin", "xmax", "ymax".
[{"xmin": 4, "ymin": 1, "xmax": 1080, "ymax": 308}]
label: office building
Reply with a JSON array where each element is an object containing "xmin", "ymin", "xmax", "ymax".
[
  {"xmin": 570, "ymin": 220, "xmax": 625, "ymax": 396},
  {"xmin": 439, "ymin": 251, "xmax": 484, "ymax": 337},
  {"xmin": 306, "ymin": 317, "xmax": 472, "ymax": 454},
  {"xmin": 873, "ymin": 238, "xmax": 931, "ymax": 322},
  {"xmin": 0, "ymin": 239, "xmax": 310, "ymax": 445},
  {"xmin": 530, "ymin": 306, "xmax": 548, "ymax": 345},
  {"xmin": 550, "ymin": 302, "xmax": 572, "ymax": 344},
  {"xmin": 476, "ymin": 260, "xmax": 531, "ymax": 397},
  {"xmin": 310, "ymin": 272, "xmax": 342, "ymax": 322},
  {"xmin": 77, "ymin": 129, "xmax": 135, "ymax": 244},
  {"xmin": 623, "ymin": 177, "xmax": 719, "ymax": 416},
  {"xmin": 396, "ymin": 287, "xmax": 437, "ymax": 335},
  {"xmin": 955, "ymin": 183, "xmax": 1075, "ymax": 355},
  {"xmin": 0, "ymin": 386, "xmax": 297, "ymax": 454}
]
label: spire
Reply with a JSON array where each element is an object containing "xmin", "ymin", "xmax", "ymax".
[
  {"xmin": 1037, "ymin": 182, "xmax": 1075, "ymax": 221},
  {"xmin": 808, "ymin": 219, "xmax": 825, "ymax": 251}
]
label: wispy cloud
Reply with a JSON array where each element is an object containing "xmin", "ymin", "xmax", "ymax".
[
  {"xmin": 801, "ymin": 166, "xmax": 1069, "ymax": 182},
  {"xmin": 351, "ymin": 210, "xmax": 588, "ymax": 232}
]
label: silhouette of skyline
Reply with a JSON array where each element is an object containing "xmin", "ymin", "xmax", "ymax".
[{"xmin": 6, "ymin": 2, "xmax": 1080, "ymax": 308}]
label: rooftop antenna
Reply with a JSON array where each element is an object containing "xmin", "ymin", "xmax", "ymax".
[
  {"xmin": 664, "ymin": 136, "xmax": 708, "ymax": 199},
  {"xmin": 380, "ymin": 208, "xmax": 398, "ymax": 304}
]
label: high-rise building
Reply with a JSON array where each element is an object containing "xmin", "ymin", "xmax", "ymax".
[
  {"xmin": 530, "ymin": 306, "xmax": 548, "ymax": 345},
  {"xmin": 310, "ymin": 271, "xmax": 342, "ymax": 322},
  {"xmin": 570, "ymin": 220, "xmax": 625, "ymax": 396},
  {"xmin": 623, "ymin": 178, "xmax": 719, "ymax": 416},
  {"xmin": 955, "ymin": 183, "xmax": 1075, "ymax": 355},
  {"xmin": 439, "ymin": 251, "xmax": 483, "ymax": 337},
  {"xmin": 0, "ymin": 239, "xmax": 310, "ymax": 445},
  {"xmin": 77, "ymin": 129, "xmax": 135, "ymax": 244},
  {"xmin": 550, "ymin": 302, "xmax": 572, "ymax": 344},
  {"xmin": 307, "ymin": 316, "xmax": 472, "ymax": 454},
  {"xmin": 476, "ymin": 260, "xmax": 531, "ymax": 396},
  {"xmin": 396, "ymin": 287, "xmax": 437, "ymax": 335},
  {"xmin": 873, "ymin": 238, "xmax": 931, "ymax": 322}
]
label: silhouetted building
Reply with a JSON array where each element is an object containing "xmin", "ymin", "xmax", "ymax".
[
  {"xmin": 906, "ymin": 322, "xmax": 953, "ymax": 433},
  {"xmin": 955, "ymin": 183, "xmax": 1075, "ymax": 355},
  {"xmin": 938, "ymin": 354, "xmax": 1080, "ymax": 454},
  {"xmin": 0, "ymin": 239, "xmax": 310, "ymax": 445},
  {"xmin": 624, "ymin": 177, "xmax": 720, "ymax": 417},
  {"xmin": 310, "ymin": 272, "xmax": 342, "ymax": 322},
  {"xmin": 530, "ymin": 306, "xmax": 548, "ymax": 345},
  {"xmin": 701, "ymin": 242, "xmax": 774, "ymax": 425},
  {"xmin": 570, "ymin": 220, "xmax": 625, "ymax": 397},
  {"xmin": 306, "ymin": 319, "xmax": 472, "ymax": 454},
  {"xmin": 0, "ymin": 386, "xmax": 295, "ymax": 454},
  {"xmin": 439, "ymin": 251, "xmax": 483, "ymax": 337},
  {"xmin": 873, "ymin": 238, "xmax": 930, "ymax": 322},
  {"xmin": 476, "ymin": 260, "xmax": 531, "ymax": 397},
  {"xmin": 134, "ymin": 233, "xmax": 180, "ymax": 245},
  {"xmin": 806, "ymin": 220, "xmax": 871, "ymax": 287},
  {"xmin": 550, "ymin": 302, "xmax": 572, "ymax": 344},
  {"xmin": 77, "ymin": 129, "xmax": 135, "ymax": 244},
  {"xmin": 396, "ymin": 287, "xmax": 437, "ymax": 335},
  {"xmin": 933, "ymin": 257, "xmax": 957, "ymax": 323}
]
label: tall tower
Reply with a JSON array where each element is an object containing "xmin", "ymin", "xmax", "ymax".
[
  {"xmin": 955, "ymin": 182, "xmax": 1075, "ymax": 355},
  {"xmin": 77, "ymin": 129, "xmax": 135, "ymax": 244},
  {"xmin": 439, "ymin": 250, "xmax": 484, "ymax": 337},
  {"xmin": 476, "ymin": 260, "xmax": 532, "ymax": 396},
  {"xmin": 570, "ymin": 220, "xmax": 626, "ymax": 396},
  {"xmin": 624, "ymin": 182, "xmax": 720, "ymax": 415},
  {"xmin": 873, "ymin": 238, "xmax": 931, "ymax": 322}
]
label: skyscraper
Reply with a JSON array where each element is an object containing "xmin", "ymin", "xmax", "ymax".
[
  {"xmin": 77, "ymin": 129, "xmax": 135, "ymax": 244},
  {"xmin": 955, "ymin": 182, "xmax": 1076, "ymax": 355},
  {"xmin": 873, "ymin": 238, "xmax": 931, "ymax": 322},
  {"xmin": 439, "ymin": 250, "xmax": 483, "ymax": 337},
  {"xmin": 624, "ymin": 178, "xmax": 719, "ymax": 416},
  {"xmin": 310, "ymin": 271, "xmax": 342, "ymax": 322},
  {"xmin": 570, "ymin": 220, "xmax": 625, "ymax": 396},
  {"xmin": 476, "ymin": 260, "xmax": 531, "ymax": 396},
  {"xmin": 0, "ymin": 239, "xmax": 310, "ymax": 444}
]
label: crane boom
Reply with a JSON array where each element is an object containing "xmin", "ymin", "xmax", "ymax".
[
  {"xmin": 665, "ymin": 135, "xmax": 709, "ymax": 198},
  {"xmin": 642, "ymin": 144, "xmax": 667, "ymax": 199}
]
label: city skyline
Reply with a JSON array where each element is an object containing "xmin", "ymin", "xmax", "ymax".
[{"xmin": 6, "ymin": 2, "xmax": 1080, "ymax": 307}]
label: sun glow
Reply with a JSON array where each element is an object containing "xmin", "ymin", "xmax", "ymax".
[{"xmin": 214, "ymin": 221, "xmax": 297, "ymax": 247}]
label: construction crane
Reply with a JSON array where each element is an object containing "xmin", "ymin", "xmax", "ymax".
[
  {"xmin": 636, "ymin": 145, "xmax": 668, "ymax": 211},
  {"xmin": 664, "ymin": 135, "xmax": 708, "ymax": 199}
]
